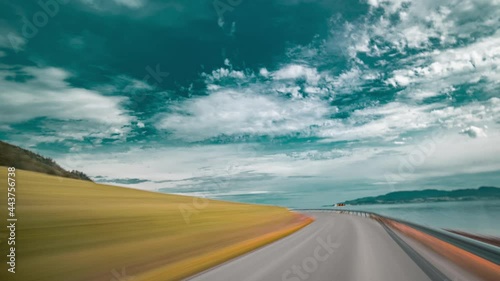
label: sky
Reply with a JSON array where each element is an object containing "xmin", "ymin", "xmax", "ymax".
[{"xmin": 0, "ymin": 0, "xmax": 499, "ymax": 208}]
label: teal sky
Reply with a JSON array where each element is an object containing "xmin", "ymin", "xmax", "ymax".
[{"xmin": 1, "ymin": 0, "xmax": 499, "ymax": 207}]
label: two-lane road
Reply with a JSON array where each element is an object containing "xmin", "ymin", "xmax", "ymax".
[{"xmin": 189, "ymin": 212, "xmax": 442, "ymax": 281}]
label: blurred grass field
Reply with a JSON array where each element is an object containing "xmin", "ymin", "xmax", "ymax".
[{"xmin": 0, "ymin": 167, "xmax": 312, "ymax": 281}]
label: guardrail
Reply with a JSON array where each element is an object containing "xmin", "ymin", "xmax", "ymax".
[{"xmin": 293, "ymin": 208, "xmax": 500, "ymax": 265}]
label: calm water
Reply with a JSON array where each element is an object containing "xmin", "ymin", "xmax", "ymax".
[{"xmin": 341, "ymin": 200, "xmax": 500, "ymax": 237}]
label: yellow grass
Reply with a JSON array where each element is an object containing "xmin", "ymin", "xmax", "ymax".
[{"xmin": 0, "ymin": 167, "xmax": 312, "ymax": 281}]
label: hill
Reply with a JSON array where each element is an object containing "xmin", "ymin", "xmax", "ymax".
[
  {"xmin": 340, "ymin": 186, "xmax": 500, "ymax": 205},
  {"xmin": 0, "ymin": 140, "xmax": 92, "ymax": 181},
  {"xmin": 0, "ymin": 167, "xmax": 311, "ymax": 281}
]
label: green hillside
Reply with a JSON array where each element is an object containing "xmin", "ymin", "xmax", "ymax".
[
  {"xmin": 0, "ymin": 140, "xmax": 91, "ymax": 181},
  {"xmin": 341, "ymin": 186, "xmax": 500, "ymax": 205}
]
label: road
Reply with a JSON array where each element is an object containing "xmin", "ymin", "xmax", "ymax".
[{"xmin": 188, "ymin": 212, "xmax": 451, "ymax": 281}]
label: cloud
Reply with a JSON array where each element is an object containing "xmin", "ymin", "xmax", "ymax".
[
  {"xmin": 259, "ymin": 68, "xmax": 270, "ymax": 77},
  {"xmin": 460, "ymin": 126, "xmax": 487, "ymax": 138},
  {"xmin": 0, "ymin": 66, "xmax": 130, "ymax": 125},
  {"xmin": 56, "ymin": 143, "xmax": 263, "ymax": 189},
  {"xmin": 273, "ymin": 64, "xmax": 321, "ymax": 85},
  {"xmin": 366, "ymin": 0, "xmax": 380, "ymax": 7},
  {"xmin": 113, "ymin": 0, "xmax": 145, "ymax": 8},
  {"xmin": 331, "ymin": 67, "xmax": 372, "ymax": 94},
  {"xmin": 430, "ymin": 98, "xmax": 500, "ymax": 129},
  {"xmin": 0, "ymin": 65, "xmax": 133, "ymax": 142},
  {"xmin": 94, "ymin": 177, "xmax": 151, "ymax": 184},
  {"xmin": 0, "ymin": 29, "xmax": 26, "ymax": 51},
  {"xmin": 1, "ymin": 0, "xmax": 498, "ymax": 206},
  {"xmin": 344, "ymin": 0, "xmax": 500, "ymax": 61},
  {"xmin": 387, "ymin": 74, "xmax": 411, "ymax": 87},
  {"xmin": 286, "ymin": 149, "xmax": 352, "ymax": 161},
  {"xmin": 203, "ymin": 67, "xmax": 246, "ymax": 82},
  {"xmin": 157, "ymin": 44, "xmax": 500, "ymax": 144},
  {"xmin": 317, "ymin": 102, "xmax": 439, "ymax": 141},
  {"xmin": 157, "ymin": 89, "xmax": 332, "ymax": 141},
  {"xmin": 387, "ymin": 31, "xmax": 500, "ymax": 92},
  {"xmin": 80, "ymin": 0, "xmax": 146, "ymax": 9}
]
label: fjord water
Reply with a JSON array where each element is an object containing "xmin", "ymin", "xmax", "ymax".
[{"xmin": 345, "ymin": 200, "xmax": 500, "ymax": 236}]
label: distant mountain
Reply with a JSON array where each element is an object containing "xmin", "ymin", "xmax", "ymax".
[
  {"xmin": 340, "ymin": 186, "xmax": 500, "ymax": 205},
  {"xmin": 0, "ymin": 140, "xmax": 92, "ymax": 181}
]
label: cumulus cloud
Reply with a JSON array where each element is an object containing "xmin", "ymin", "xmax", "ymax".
[
  {"xmin": 0, "ymin": 65, "xmax": 132, "ymax": 142},
  {"xmin": 331, "ymin": 67, "xmax": 372, "ymax": 94},
  {"xmin": 156, "ymin": 38, "xmax": 500, "ymax": 145},
  {"xmin": 430, "ymin": 98, "xmax": 500, "ymax": 129},
  {"xmin": 318, "ymin": 102, "xmax": 439, "ymax": 141},
  {"xmin": 460, "ymin": 126, "xmax": 488, "ymax": 138},
  {"xmin": 0, "ymin": 66, "xmax": 130, "ymax": 124},
  {"xmin": 387, "ymin": 31, "xmax": 500, "ymax": 92},
  {"xmin": 273, "ymin": 64, "xmax": 321, "ymax": 85},
  {"xmin": 357, "ymin": 0, "xmax": 500, "ymax": 56},
  {"xmin": 259, "ymin": 68, "xmax": 270, "ymax": 77},
  {"xmin": 157, "ymin": 89, "xmax": 331, "ymax": 141},
  {"xmin": 203, "ymin": 67, "xmax": 246, "ymax": 82}
]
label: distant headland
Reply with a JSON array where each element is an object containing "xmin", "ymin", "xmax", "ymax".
[{"xmin": 337, "ymin": 186, "xmax": 500, "ymax": 206}]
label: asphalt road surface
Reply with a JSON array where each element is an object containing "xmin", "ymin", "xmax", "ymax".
[{"xmin": 188, "ymin": 212, "xmax": 452, "ymax": 281}]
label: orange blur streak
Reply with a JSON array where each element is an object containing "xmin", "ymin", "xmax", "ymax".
[
  {"xmin": 381, "ymin": 218, "xmax": 500, "ymax": 281},
  {"xmin": 134, "ymin": 213, "xmax": 314, "ymax": 281}
]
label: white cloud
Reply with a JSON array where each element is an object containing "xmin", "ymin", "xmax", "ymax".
[
  {"xmin": 55, "ymin": 124, "xmax": 500, "ymax": 197},
  {"xmin": 156, "ymin": 79, "xmax": 500, "ymax": 144},
  {"xmin": 460, "ymin": 126, "xmax": 487, "ymax": 138},
  {"xmin": 369, "ymin": 129, "xmax": 500, "ymax": 188},
  {"xmin": 385, "ymin": 30, "xmax": 500, "ymax": 98},
  {"xmin": 274, "ymin": 86, "xmax": 302, "ymax": 99},
  {"xmin": 304, "ymin": 86, "xmax": 327, "ymax": 95},
  {"xmin": 0, "ymin": 29, "xmax": 26, "ymax": 52},
  {"xmin": 367, "ymin": 0, "xmax": 380, "ymax": 7},
  {"xmin": 157, "ymin": 89, "xmax": 331, "ymax": 141},
  {"xmin": 80, "ymin": 0, "xmax": 146, "ymax": 9},
  {"xmin": 203, "ymin": 67, "xmax": 246, "ymax": 82},
  {"xmin": 403, "ymin": 90, "xmax": 442, "ymax": 101},
  {"xmin": 259, "ymin": 68, "xmax": 270, "ymax": 77},
  {"xmin": 430, "ymin": 98, "xmax": 500, "ymax": 129},
  {"xmin": 0, "ymin": 66, "xmax": 130, "ymax": 125},
  {"xmin": 318, "ymin": 97, "xmax": 500, "ymax": 143},
  {"xmin": 387, "ymin": 73, "xmax": 412, "ymax": 87},
  {"xmin": 400, "ymin": 25, "xmax": 431, "ymax": 49},
  {"xmin": 286, "ymin": 149, "xmax": 352, "ymax": 161},
  {"xmin": 347, "ymin": 0, "xmax": 500, "ymax": 61},
  {"xmin": 0, "ymin": 65, "xmax": 132, "ymax": 142},
  {"xmin": 57, "ymin": 143, "xmax": 263, "ymax": 190},
  {"xmin": 159, "ymin": 45, "xmax": 500, "ymax": 144},
  {"xmin": 330, "ymin": 67, "xmax": 367, "ymax": 94},
  {"xmin": 113, "ymin": 0, "xmax": 144, "ymax": 8},
  {"xmin": 273, "ymin": 64, "xmax": 321, "ymax": 85},
  {"xmin": 318, "ymin": 102, "xmax": 439, "ymax": 141}
]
